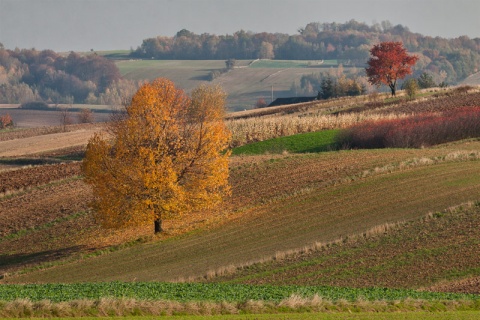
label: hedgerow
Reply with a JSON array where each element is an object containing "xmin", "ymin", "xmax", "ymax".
[{"xmin": 337, "ymin": 107, "xmax": 480, "ymax": 149}]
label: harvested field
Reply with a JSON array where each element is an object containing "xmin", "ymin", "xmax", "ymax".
[
  {"xmin": 0, "ymin": 162, "xmax": 81, "ymax": 193},
  {"xmin": 212, "ymin": 202, "xmax": 480, "ymax": 291},
  {"xmin": 354, "ymin": 91, "xmax": 480, "ymax": 115},
  {"xmin": 5, "ymin": 145, "xmax": 480, "ymax": 283},
  {"xmin": 427, "ymin": 276, "xmax": 480, "ymax": 294},
  {"xmin": 0, "ymin": 123, "xmax": 103, "ymax": 142},
  {"xmin": 2, "ymin": 109, "xmax": 110, "ymax": 128},
  {"xmin": 0, "ymin": 127, "xmax": 99, "ymax": 157}
]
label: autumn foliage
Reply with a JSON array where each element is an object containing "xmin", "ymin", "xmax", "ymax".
[
  {"xmin": 83, "ymin": 78, "xmax": 231, "ymax": 233},
  {"xmin": 366, "ymin": 42, "xmax": 418, "ymax": 96},
  {"xmin": 337, "ymin": 107, "xmax": 480, "ymax": 149},
  {"xmin": 0, "ymin": 113, "xmax": 13, "ymax": 129}
]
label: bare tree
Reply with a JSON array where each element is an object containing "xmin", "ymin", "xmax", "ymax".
[
  {"xmin": 78, "ymin": 108, "xmax": 95, "ymax": 123},
  {"xmin": 59, "ymin": 105, "xmax": 73, "ymax": 131}
]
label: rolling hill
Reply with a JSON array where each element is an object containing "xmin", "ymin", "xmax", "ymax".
[
  {"xmin": 116, "ymin": 59, "xmax": 341, "ymax": 110},
  {"xmin": 1, "ymin": 88, "xmax": 480, "ymax": 310}
]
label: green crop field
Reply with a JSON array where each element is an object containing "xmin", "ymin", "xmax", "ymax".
[
  {"xmin": 1, "ymin": 313, "xmax": 480, "ymax": 320},
  {"xmin": 1, "ymin": 282, "xmax": 479, "ymax": 317},
  {"xmin": 231, "ymin": 129, "xmax": 339, "ymax": 155},
  {"xmin": 3, "ymin": 282, "xmax": 475, "ymax": 302}
]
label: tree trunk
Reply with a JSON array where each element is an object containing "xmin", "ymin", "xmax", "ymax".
[
  {"xmin": 154, "ymin": 218, "xmax": 163, "ymax": 234},
  {"xmin": 389, "ymin": 84, "xmax": 396, "ymax": 97}
]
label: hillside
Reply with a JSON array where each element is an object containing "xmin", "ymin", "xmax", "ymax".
[
  {"xmin": 1, "ymin": 89, "xmax": 480, "ymax": 299},
  {"xmin": 116, "ymin": 59, "xmax": 341, "ymax": 110},
  {"xmin": 210, "ymin": 199, "xmax": 480, "ymax": 293},
  {"xmin": 3, "ymin": 138, "xmax": 480, "ymax": 285},
  {"xmin": 461, "ymin": 72, "xmax": 480, "ymax": 86}
]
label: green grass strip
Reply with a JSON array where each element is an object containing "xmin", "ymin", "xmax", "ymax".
[
  {"xmin": 232, "ymin": 130, "xmax": 339, "ymax": 155},
  {"xmin": 0, "ymin": 282, "xmax": 478, "ymax": 303}
]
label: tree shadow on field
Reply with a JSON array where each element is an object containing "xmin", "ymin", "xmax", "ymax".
[
  {"xmin": 189, "ymin": 74, "xmax": 211, "ymax": 81},
  {"xmin": 0, "ymin": 245, "xmax": 85, "ymax": 276},
  {"xmin": 0, "ymin": 157, "xmax": 60, "ymax": 166}
]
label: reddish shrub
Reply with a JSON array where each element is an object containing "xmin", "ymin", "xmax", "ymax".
[
  {"xmin": 338, "ymin": 107, "xmax": 480, "ymax": 149},
  {"xmin": 0, "ymin": 113, "xmax": 13, "ymax": 129}
]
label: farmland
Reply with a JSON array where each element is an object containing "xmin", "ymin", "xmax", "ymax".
[
  {"xmin": 116, "ymin": 59, "xmax": 342, "ymax": 110},
  {"xmin": 1, "ymin": 87, "xmax": 480, "ymax": 317}
]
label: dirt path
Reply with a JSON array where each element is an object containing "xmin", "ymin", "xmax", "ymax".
[{"xmin": 0, "ymin": 128, "xmax": 99, "ymax": 157}]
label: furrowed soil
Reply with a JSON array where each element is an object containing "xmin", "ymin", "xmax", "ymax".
[
  {"xmin": 212, "ymin": 203, "xmax": 480, "ymax": 293},
  {"xmin": 3, "ymin": 141, "xmax": 480, "ymax": 285}
]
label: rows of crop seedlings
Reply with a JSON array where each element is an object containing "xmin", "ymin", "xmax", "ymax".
[{"xmin": 1, "ymin": 283, "xmax": 479, "ymax": 303}]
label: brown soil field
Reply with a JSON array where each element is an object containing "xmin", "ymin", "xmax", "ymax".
[
  {"xmin": 212, "ymin": 202, "xmax": 480, "ymax": 293},
  {"xmin": 3, "ymin": 143, "xmax": 480, "ymax": 284},
  {"xmin": 427, "ymin": 276, "xmax": 480, "ymax": 294},
  {"xmin": 0, "ymin": 162, "xmax": 81, "ymax": 194}
]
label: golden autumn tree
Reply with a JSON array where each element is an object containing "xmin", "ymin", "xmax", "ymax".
[{"xmin": 82, "ymin": 78, "xmax": 231, "ymax": 233}]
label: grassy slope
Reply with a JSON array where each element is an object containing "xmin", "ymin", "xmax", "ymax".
[
  {"xmin": 231, "ymin": 130, "xmax": 339, "ymax": 155},
  {"xmin": 116, "ymin": 60, "xmax": 339, "ymax": 110},
  {"xmin": 7, "ymin": 143, "xmax": 480, "ymax": 284}
]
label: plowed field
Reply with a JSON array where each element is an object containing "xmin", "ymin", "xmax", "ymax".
[
  {"xmin": 0, "ymin": 162, "xmax": 81, "ymax": 193},
  {"xmin": 4, "ymin": 143, "xmax": 480, "ymax": 285},
  {"xmin": 214, "ymin": 201, "xmax": 480, "ymax": 292}
]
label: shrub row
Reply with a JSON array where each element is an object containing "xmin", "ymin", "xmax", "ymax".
[{"xmin": 337, "ymin": 107, "xmax": 480, "ymax": 149}]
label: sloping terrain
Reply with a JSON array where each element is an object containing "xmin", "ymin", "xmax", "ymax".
[
  {"xmin": 210, "ymin": 201, "xmax": 480, "ymax": 293},
  {"xmin": 117, "ymin": 59, "xmax": 338, "ymax": 110},
  {"xmin": 0, "ymin": 128, "xmax": 99, "ymax": 157},
  {"xmin": 1, "ymin": 90, "xmax": 480, "ymax": 296},
  {"xmin": 3, "ymin": 142, "xmax": 480, "ymax": 284}
]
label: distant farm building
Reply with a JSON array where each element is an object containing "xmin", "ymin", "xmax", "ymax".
[{"xmin": 268, "ymin": 96, "xmax": 317, "ymax": 107}]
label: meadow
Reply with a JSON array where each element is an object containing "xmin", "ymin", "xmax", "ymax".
[
  {"xmin": 1, "ymin": 86, "xmax": 480, "ymax": 318},
  {"xmin": 116, "ymin": 59, "xmax": 343, "ymax": 110}
]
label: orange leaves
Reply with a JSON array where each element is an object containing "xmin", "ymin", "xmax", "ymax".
[{"xmin": 83, "ymin": 78, "xmax": 231, "ymax": 233}]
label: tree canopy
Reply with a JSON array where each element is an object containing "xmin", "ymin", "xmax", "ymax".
[
  {"xmin": 82, "ymin": 78, "xmax": 231, "ymax": 233},
  {"xmin": 366, "ymin": 42, "xmax": 418, "ymax": 96},
  {"xmin": 131, "ymin": 20, "xmax": 480, "ymax": 84}
]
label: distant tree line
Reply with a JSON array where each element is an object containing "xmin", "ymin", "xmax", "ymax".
[
  {"xmin": 131, "ymin": 20, "xmax": 480, "ymax": 84},
  {"xmin": 0, "ymin": 47, "xmax": 138, "ymax": 104}
]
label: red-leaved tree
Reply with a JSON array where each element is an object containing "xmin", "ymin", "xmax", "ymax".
[{"xmin": 366, "ymin": 42, "xmax": 418, "ymax": 96}]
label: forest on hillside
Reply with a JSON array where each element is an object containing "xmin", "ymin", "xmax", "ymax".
[
  {"xmin": 0, "ymin": 20, "xmax": 479, "ymax": 105},
  {"xmin": 132, "ymin": 20, "xmax": 480, "ymax": 84},
  {"xmin": 0, "ymin": 46, "xmax": 139, "ymax": 105}
]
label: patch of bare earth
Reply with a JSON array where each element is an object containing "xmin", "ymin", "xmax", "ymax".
[
  {"xmin": 425, "ymin": 277, "xmax": 480, "ymax": 294},
  {"xmin": 0, "ymin": 127, "xmax": 100, "ymax": 157},
  {"xmin": 0, "ymin": 162, "xmax": 81, "ymax": 193}
]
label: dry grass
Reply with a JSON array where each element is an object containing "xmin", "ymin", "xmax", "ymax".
[
  {"xmin": 1, "ymin": 296, "xmax": 478, "ymax": 317},
  {"xmin": 227, "ymin": 112, "xmax": 412, "ymax": 147}
]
